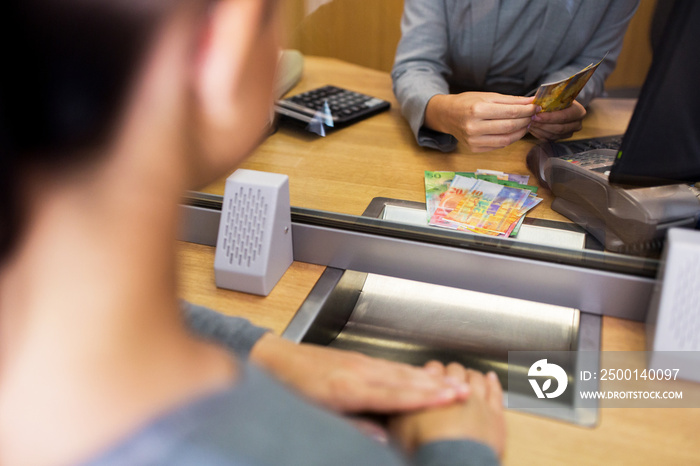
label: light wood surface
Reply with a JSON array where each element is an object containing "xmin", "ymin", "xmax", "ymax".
[{"xmin": 180, "ymin": 57, "xmax": 700, "ymax": 466}]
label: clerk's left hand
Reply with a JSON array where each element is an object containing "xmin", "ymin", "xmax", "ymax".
[
  {"xmin": 249, "ymin": 333, "xmax": 469, "ymax": 413},
  {"xmin": 528, "ymin": 100, "xmax": 586, "ymax": 141}
]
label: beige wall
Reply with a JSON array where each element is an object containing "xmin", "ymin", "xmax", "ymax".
[
  {"xmin": 606, "ymin": 0, "xmax": 657, "ymax": 90},
  {"xmin": 282, "ymin": 0, "xmax": 657, "ymax": 90},
  {"xmin": 281, "ymin": 0, "xmax": 404, "ymax": 73}
]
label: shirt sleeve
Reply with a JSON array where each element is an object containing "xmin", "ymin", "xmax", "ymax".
[
  {"xmin": 539, "ymin": 0, "xmax": 640, "ymax": 107},
  {"xmin": 181, "ymin": 301, "xmax": 270, "ymax": 359},
  {"xmin": 391, "ymin": 0, "xmax": 457, "ymax": 152},
  {"xmin": 414, "ymin": 440, "xmax": 500, "ymax": 466}
]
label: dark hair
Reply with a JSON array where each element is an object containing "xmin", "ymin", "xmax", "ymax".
[{"xmin": 0, "ymin": 0, "xmax": 179, "ymax": 261}]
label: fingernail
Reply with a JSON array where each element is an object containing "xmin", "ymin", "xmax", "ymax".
[
  {"xmin": 444, "ymin": 376, "xmax": 460, "ymax": 385},
  {"xmin": 487, "ymin": 371, "xmax": 499, "ymax": 381},
  {"xmin": 437, "ymin": 387, "xmax": 457, "ymax": 400},
  {"xmin": 443, "ymin": 377, "xmax": 470, "ymax": 397},
  {"xmin": 355, "ymin": 422, "xmax": 389, "ymax": 444},
  {"xmin": 455, "ymin": 383, "xmax": 470, "ymax": 397},
  {"xmin": 536, "ymin": 105, "xmax": 542, "ymax": 113}
]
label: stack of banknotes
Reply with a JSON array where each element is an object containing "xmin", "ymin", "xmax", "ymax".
[{"xmin": 425, "ymin": 169, "xmax": 542, "ymax": 237}]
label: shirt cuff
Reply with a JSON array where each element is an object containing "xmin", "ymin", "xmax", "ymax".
[
  {"xmin": 181, "ymin": 301, "xmax": 270, "ymax": 359},
  {"xmin": 417, "ymin": 127, "xmax": 458, "ymax": 152},
  {"xmin": 413, "ymin": 439, "xmax": 500, "ymax": 466}
]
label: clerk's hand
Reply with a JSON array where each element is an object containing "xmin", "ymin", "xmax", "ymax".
[
  {"xmin": 389, "ymin": 361, "xmax": 506, "ymax": 459},
  {"xmin": 425, "ymin": 92, "xmax": 537, "ymax": 152},
  {"xmin": 249, "ymin": 333, "xmax": 469, "ymax": 413},
  {"xmin": 528, "ymin": 100, "xmax": 586, "ymax": 141}
]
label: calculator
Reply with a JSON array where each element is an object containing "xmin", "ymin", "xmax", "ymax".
[{"xmin": 274, "ymin": 85, "xmax": 390, "ymax": 129}]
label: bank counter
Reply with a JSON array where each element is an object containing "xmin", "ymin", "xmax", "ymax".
[{"xmin": 177, "ymin": 57, "xmax": 700, "ymax": 465}]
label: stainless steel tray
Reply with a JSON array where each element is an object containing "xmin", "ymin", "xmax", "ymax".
[{"xmin": 283, "ymin": 268, "xmax": 601, "ymax": 426}]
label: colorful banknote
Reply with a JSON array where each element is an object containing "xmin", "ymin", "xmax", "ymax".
[
  {"xmin": 475, "ymin": 169, "xmax": 530, "ymax": 185},
  {"xmin": 473, "ymin": 186, "xmax": 531, "ymax": 234},
  {"xmin": 424, "ymin": 171, "xmax": 474, "ymax": 219},
  {"xmin": 424, "ymin": 170, "xmax": 543, "ymax": 237},
  {"xmin": 428, "ymin": 174, "xmax": 479, "ymax": 228},
  {"xmin": 442, "ymin": 179, "xmax": 509, "ymax": 228}
]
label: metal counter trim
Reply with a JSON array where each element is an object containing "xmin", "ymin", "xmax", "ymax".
[{"xmin": 179, "ymin": 197, "xmax": 653, "ymax": 320}]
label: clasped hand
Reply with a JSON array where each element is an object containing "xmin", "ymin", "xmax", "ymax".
[
  {"xmin": 425, "ymin": 91, "xmax": 586, "ymax": 152},
  {"xmin": 528, "ymin": 100, "xmax": 586, "ymax": 142},
  {"xmin": 250, "ymin": 333, "xmax": 506, "ymax": 458},
  {"xmin": 250, "ymin": 333, "xmax": 470, "ymax": 413}
]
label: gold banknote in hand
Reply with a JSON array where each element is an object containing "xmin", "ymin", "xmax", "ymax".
[{"xmin": 533, "ymin": 53, "xmax": 607, "ymax": 112}]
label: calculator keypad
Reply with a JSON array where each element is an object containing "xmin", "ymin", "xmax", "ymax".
[{"xmin": 275, "ymin": 85, "xmax": 390, "ymax": 127}]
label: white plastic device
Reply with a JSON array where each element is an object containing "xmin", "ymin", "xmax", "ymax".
[
  {"xmin": 646, "ymin": 228, "xmax": 700, "ymax": 381},
  {"xmin": 214, "ymin": 169, "xmax": 293, "ymax": 296}
]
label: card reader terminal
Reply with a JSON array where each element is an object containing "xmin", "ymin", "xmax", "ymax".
[{"xmin": 527, "ymin": 143, "xmax": 700, "ymax": 255}]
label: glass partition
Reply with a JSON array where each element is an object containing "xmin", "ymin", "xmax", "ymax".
[{"xmin": 188, "ymin": 0, "xmax": 682, "ymax": 277}]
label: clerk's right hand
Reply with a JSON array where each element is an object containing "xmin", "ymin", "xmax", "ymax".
[
  {"xmin": 425, "ymin": 92, "xmax": 537, "ymax": 153},
  {"xmin": 389, "ymin": 361, "xmax": 507, "ymax": 459}
]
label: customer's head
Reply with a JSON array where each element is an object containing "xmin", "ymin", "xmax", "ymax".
[{"xmin": 0, "ymin": 0, "xmax": 279, "ymax": 263}]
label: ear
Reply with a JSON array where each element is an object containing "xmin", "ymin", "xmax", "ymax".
[
  {"xmin": 186, "ymin": 0, "xmax": 278, "ymax": 187},
  {"xmin": 193, "ymin": 0, "xmax": 267, "ymax": 124}
]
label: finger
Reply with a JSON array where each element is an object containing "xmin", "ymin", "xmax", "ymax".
[
  {"xmin": 338, "ymin": 358, "xmax": 474, "ymax": 411},
  {"xmin": 353, "ymin": 380, "xmax": 463, "ymax": 412},
  {"xmin": 528, "ymin": 123, "xmax": 572, "ymax": 141},
  {"xmin": 423, "ymin": 361, "xmax": 471, "ymax": 396},
  {"xmin": 445, "ymin": 363, "xmax": 470, "ymax": 399},
  {"xmin": 424, "ymin": 360, "xmax": 446, "ymax": 376},
  {"xmin": 345, "ymin": 355, "xmax": 444, "ymax": 390},
  {"xmin": 445, "ymin": 362, "xmax": 467, "ymax": 382},
  {"xmin": 529, "ymin": 122, "xmax": 579, "ymax": 141},
  {"xmin": 528, "ymin": 125, "xmax": 558, "ymax": 141},
  {"xmin": 346, "ymin": 416, "xmax": 389, "ymax": 444},
  {"xmin": 332, "ymin": 361, "xmax": 468, "ymax": 412},
  {"xmin": 486, "ymin": 371, "xmax": 505, "ymax": 411},
  {"xmin": 465, "ymin": 369, "xmax": 487, "ymax": 399},
  {"xmin": 532, "ymin": 101, "xmax": 586, "ymax": 124},
  {"xmin": 382, "ymin": 363, "xmax": 448, "ymax": 389},
  {"xmin": 371, "ymin": 359, "xmax": 469, "ymax": 396},
  {"xmin": 466, "ymin": 126, "xmax": 531, "ymax": 152},
  {"xmin": 483, "ymin": 93, "xmax": 536, "ymax": 106},
  {"xmin": 471, "ymin": 102, "xmax": 538, "ymax": 120},
  {"xmin": 469, "ymin": 116, "xmax": 532, "ymax": 137},
  {"xmin": 533, "ymin": 119, "xmax": 583, "ymax": 135}
]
